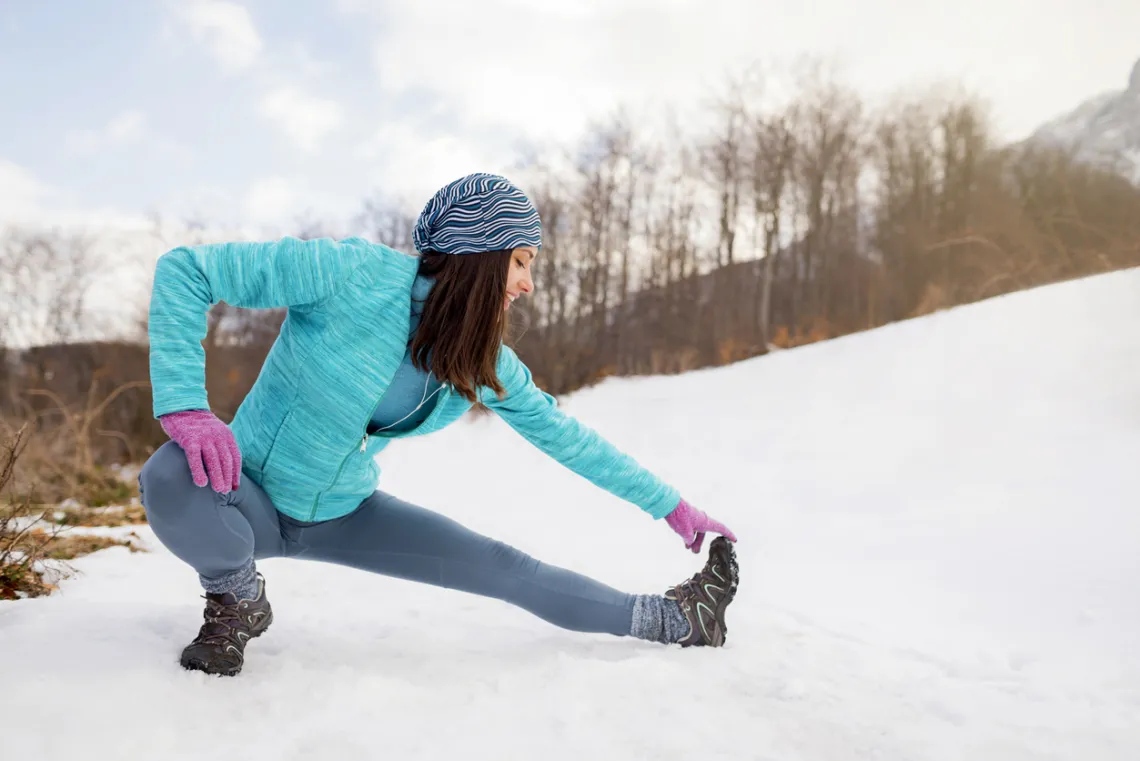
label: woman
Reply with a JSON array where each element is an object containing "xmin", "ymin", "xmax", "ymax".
[{"xmin": 139, "ymin": 173, "xmax": 739, "ymax": 677}]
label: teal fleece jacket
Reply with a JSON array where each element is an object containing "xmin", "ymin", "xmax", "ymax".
[{"xmin": 147, "ymin": 236, "xmax": 681, "ymax": 523}]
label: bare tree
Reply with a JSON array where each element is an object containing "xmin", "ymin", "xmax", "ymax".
[
  {"xmin": 0, "ymin": 227, "xmax": 100, "ymax": 349},
  {"xmin": 750, "ymin": 108, "xmax": 797, "ymax": 347},
  {"xmin": 702, "ymin": 77, "xmax": 750, "ymax": 268},
  {"xmin": 786, "ymin": 58, "xmax": 866, "ymax": 330},
  {"xmin": 869, "ymin": 96, "xmax": 940, "ymax": 320},
  {"xmin": 355, "ymin": 194, "xmax": 417, "ymax": 252}
]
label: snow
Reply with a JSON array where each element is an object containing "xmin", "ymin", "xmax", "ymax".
[{"xmin": 3, "ymin": 268, "xmax": 1140, "ymax": 760}]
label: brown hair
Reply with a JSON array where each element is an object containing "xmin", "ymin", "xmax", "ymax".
[{"xmin": 410, "ymin": 249, "xmax": 512, "ymax": 403}]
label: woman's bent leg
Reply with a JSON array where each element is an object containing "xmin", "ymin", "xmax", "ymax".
[{"xmin": 138, "ymin": 440, "xmax": 286, "ymax": 596}]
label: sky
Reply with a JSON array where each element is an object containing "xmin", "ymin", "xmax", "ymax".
[{"xmin": 1, "ymin": 0, "xmax": 1138, "ymax": 236}]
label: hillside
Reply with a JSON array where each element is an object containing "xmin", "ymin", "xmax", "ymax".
[{"xmin": 2, "ymin": 268, "xmax": 1138, "ymax": 760}]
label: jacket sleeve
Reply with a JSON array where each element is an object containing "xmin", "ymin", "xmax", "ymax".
[
  {"xmin": 147, "ymin": 236, "xmax": 372, "ymax": 418},
  {"xmin": 481, "ymin": 346, "xmax": 681, "ymax": 519}
]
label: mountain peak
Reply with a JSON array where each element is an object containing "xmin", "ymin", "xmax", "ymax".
[{"xmin": 1030, "ymin": 57, "xmax": 1140, "ymax": 185}]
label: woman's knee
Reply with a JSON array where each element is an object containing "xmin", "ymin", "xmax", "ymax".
[
  {"xmin": 485, "ymin": 539, "xmax": 540, "ymax": 577},
  {"xmin": 138, "ymin": 440, "xmax": 196, "ymax": 520}
]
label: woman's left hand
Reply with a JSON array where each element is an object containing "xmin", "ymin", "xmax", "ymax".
[{"xmin": 665, "ymin": 498, "xmax": 737, "ymax": 553}]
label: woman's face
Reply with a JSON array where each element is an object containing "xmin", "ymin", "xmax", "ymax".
[{"xmin": 505, "ymin": 246, "xmax": 537, "ymax": 310}]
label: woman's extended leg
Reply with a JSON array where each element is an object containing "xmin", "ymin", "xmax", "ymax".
[
  {"xmin": 286, "ymin": 489, "xmax": 644, "ymax": 636},
  {"xmin": 281, "ymin": 487, "xmax": 720, "ymax": 642}
]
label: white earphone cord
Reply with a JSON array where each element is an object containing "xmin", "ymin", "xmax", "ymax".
[{"xmin": 374, "ymin": 373, "xmax": 443, "ymax": 433}]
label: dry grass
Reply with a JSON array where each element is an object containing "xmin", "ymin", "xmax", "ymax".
[
  {"xmin": 30, "ymin": 529, "xmax": 142, "ymax": 561},
  {"xmin": 53, "ymin": 501, "xmax": 148, "ymax": 527},
  {"xmin": 1, "ymin": 423, "xmax": 147, "ymax": 600},
  {"xmin": 2, "ymin": 372, "xmax": 147, "ymax": 509},
  {"xmin": 4, "ymin": 447, "xmax": 140, "ymax": 509},
  {"xmin": 1, "ymin": 424, "xmax": 66, "ymax": 598},
  {"xmin": 0, "ymin": 504, "xmax": 70, "ymax": 599}
]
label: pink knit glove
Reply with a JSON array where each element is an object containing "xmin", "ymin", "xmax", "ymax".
[
  {"xmin": 665, "ymin": 498, "xmax": 737, "ymax": 554},
  {"xmin": 159, "ymin": 409, "xmax": 242, "ymax": 493}
]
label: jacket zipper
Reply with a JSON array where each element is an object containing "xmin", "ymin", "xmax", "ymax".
[
  {"xmin": 307, "ymin": 389, "xmax": 449, "ymax": 519},
  {"xmin": 307, "ymin": 387, "xmax": 451, "ymax": 521},
  {"xmin": 308, "ymin": 429, "xmax": 368, "ymax": 521}
]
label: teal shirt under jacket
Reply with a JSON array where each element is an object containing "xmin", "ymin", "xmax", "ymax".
[{"xmin": 147, "ymin": 236, "xmax": 681, "ymax": 523}]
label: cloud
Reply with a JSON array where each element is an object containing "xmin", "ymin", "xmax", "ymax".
[
  {"xmin": 260, "ymin": 87, "xmax": 344, "ymax": 150},
  {"xmin": 245, "ymin": 176, "xmax": 297, "ymax": 224},
  {"xmin": 0, "ymin": 158, "xmax": 155, "ymax": 231},
  {"xmin": 362, "ymin": 0, "xmax": 765, "ymax": 144},
  {"xmin": 103, "ymin": 111, "xmax": 148, "ymax": 142},
  {"xmin": 174, "ymin": 0, "xmax": 263, "ymax": 73},
  {"xmin": 354, "ymin": 0, "xmax": 1125, "ymax": 148},
  {"xmin": 65, "ymin": 110, "xmax": 194, "ymax": 163},
  {"xmin": 171, "ymin": 3, "xmax": 344, "ymax": 153},
  {"xmin": 0, "ymin": 159, "xmax": 57, "ymax": 221},
  {"xmin": 66, "ymin": 110, "xmax": 148, "ymax": 154},
  {"xmin": 355, "ymin": 124, "xmax": 509, "ymax": 206}
]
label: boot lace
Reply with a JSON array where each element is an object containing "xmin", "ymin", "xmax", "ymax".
[
  {"xmin": 191, "ymin": 596, "xmax": 246, "ymax": 647},
  {"xmin": 678, "ymin": 560, "xmax": 721, "ymax": 599}
]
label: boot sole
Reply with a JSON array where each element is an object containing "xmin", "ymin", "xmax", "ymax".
[
  {"xmin": 710, "ymin": 537, "xmax": 739, "ymax": 645},
  {"xmin": 181, "ymin": 654, "xmax": 242, "ymax": 677}
]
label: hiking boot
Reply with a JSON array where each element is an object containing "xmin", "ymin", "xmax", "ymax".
[
  {"xmin": 665, "ymin": 536, "xmax": 739, "ymax": 647},
  {"xmin": 180, "ymin": 573, "xmax": 273, "ymax": 676}
]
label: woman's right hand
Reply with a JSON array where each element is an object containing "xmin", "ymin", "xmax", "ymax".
[
  {"xmin": 159, "ymin": 409, "xmax": 242, "ymax": 493},
  {"xmin": 665, "ymin": 497, "xmax": 737, "ymax": 554}
]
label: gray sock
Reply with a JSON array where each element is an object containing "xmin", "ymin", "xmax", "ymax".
[
  {"xmin": 630, "ymin": 595, "xmax": 691, "ymax": 643},
  {"xmin": 200, "ymin": 558, "xmax": 259, "ymax": 600}
]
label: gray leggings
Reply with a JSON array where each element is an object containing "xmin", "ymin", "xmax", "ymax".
[{"xmin": 138, "ymin": 441, "xmax": 638, "ymax": 636}]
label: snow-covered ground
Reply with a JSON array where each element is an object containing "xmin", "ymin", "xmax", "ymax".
[{"xmin": 2, "ymin": 269, "xmax": 1139, "ymax": 760}]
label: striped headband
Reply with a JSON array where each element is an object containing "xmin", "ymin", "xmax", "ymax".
[{"xmin": 413, "ymin": 172, "xmax": 542, "ymax": 255}]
